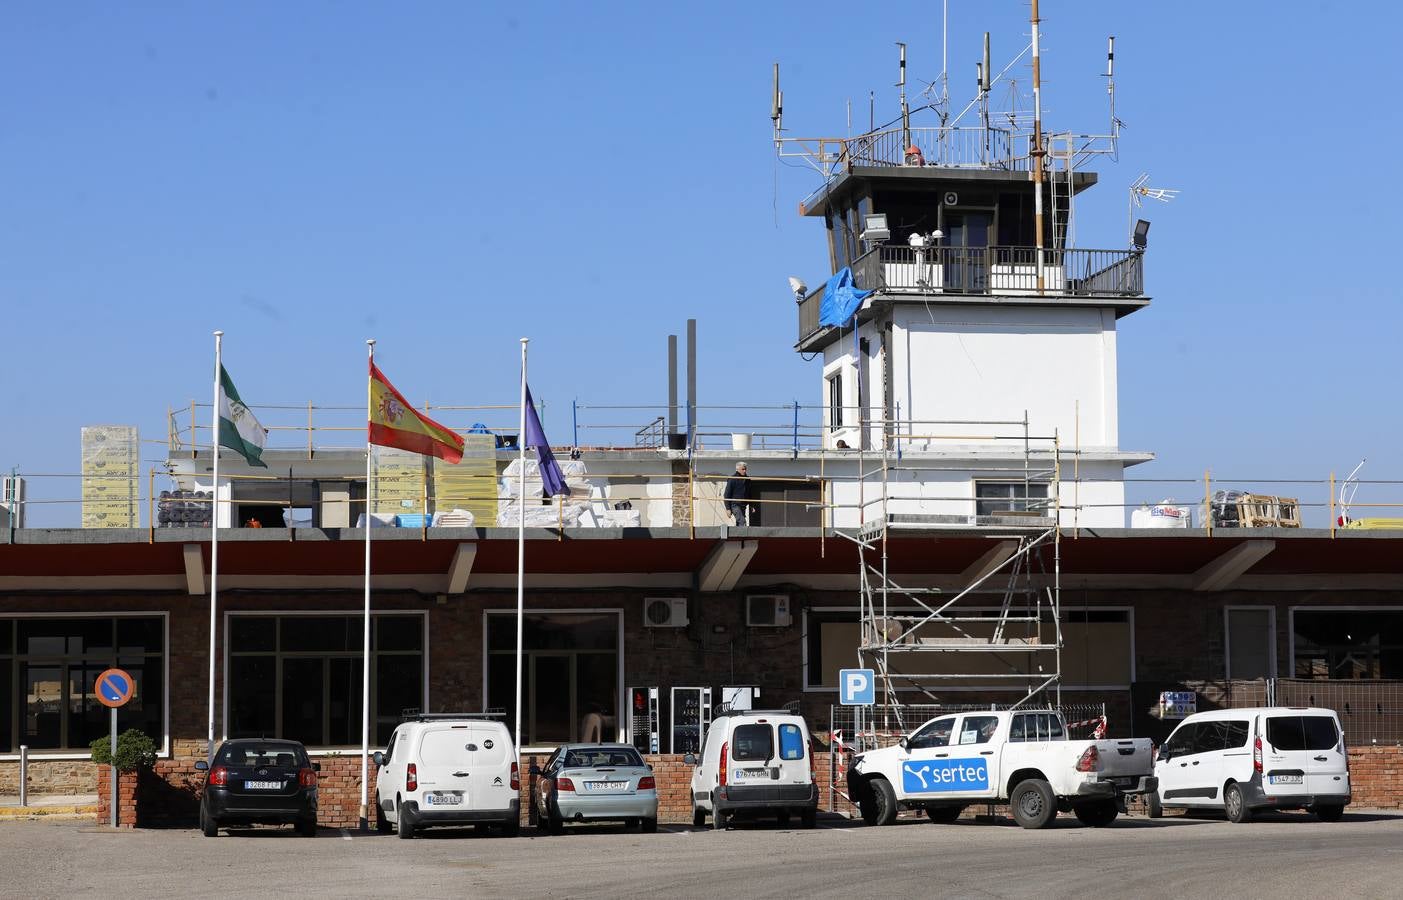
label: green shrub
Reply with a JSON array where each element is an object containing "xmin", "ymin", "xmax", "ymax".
[{"xmin": 90, "ymin": 728, "xmax": 158, "ymax": 771}]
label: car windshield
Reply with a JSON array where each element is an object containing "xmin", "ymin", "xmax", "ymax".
[
  {"xmin": 563, "ymin": 747, "xmax": 645, "ymax": 768},
  {"xmin": 216, "ymin": 743, "xmax": 306, "ymax": 768}
]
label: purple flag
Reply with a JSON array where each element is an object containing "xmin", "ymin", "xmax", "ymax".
[{"xmin": 524, "ymin": 386, "xmax": 570, "ymax": 498}]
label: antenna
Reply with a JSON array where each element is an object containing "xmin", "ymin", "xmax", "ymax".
[
  {"xmin": 1030, "ymin": 0, "xmax": 1046, "ymax": 294},
  {"xmin": 1339, "ymin": 459, "xmax": 1367, "ymax": 526},
  {"xmin": 897, "ymin": 42, "xmax": 909, "ymax": 149},
  {"xmin": 1128, "ymin": 173, "xmax": 1180, "ymax": 244},
  {"xmin": 771, "ymin": 63, "xmax": 783, "ymax": 139}
]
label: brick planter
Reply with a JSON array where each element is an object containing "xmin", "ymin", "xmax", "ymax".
[{"xmin": 94, "ymin": 768, "xmax": 140, "ymax": 828}]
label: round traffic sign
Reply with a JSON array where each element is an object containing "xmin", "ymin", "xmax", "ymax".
[{"xmin": 95, "ymin": 668, "xmax": 135, "ymax": 709}]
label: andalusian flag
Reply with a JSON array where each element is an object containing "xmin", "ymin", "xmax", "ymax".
[
  {"xmin": 218, "ymin": 365, "xmax": 268, "ymax": 468},
  {"xmin": 368, "ymin": 360, "xmax": 465, "ymax": 463}
]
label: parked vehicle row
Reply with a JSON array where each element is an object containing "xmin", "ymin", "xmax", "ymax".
[{"xmin": 194, "ymin": 706, "xmax": 1351, "ymax": 838}]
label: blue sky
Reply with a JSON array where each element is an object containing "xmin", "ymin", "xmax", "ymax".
[{"xmin": 3, "ymin": 2, "xmax": 1401, "ymax": 523}]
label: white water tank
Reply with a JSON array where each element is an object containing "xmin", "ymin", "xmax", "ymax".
[{"xmin": 1131, "ymin": 501, "xmax": 1192, "ymax": 528}]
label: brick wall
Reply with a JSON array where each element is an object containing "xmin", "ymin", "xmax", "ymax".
[
  {"xmin": 1345, "ymin": 747, "xmax": 1403, "ymax": 809},
  {"xmin": 94, "ymin": 768, "xmax": 138, "ymax": 827}
]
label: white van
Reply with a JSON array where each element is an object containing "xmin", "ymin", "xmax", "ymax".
[
  {"xmin": 373, "ymin": 713, "xmax": 520, "ymax": 838},
  {"xmin": 1150, "ymin": 707, "xmax": 1350, "ymax": 823},
  {"xmin": 685, "ymin": 709, "xmax": 819, "ymax": 829}
]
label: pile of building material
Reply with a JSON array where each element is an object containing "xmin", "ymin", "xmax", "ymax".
[{"xmin": 1209, "ymin": 490, "xmax": 1301, "ymax": 528}]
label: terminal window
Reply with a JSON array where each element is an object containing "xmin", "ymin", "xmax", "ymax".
[
  {"xmin": 227, "ymin": 614, "xmax": 424, "ymax": 747},
  {"xmin": 0, "ymin": 616, "xmax": 165, "ymax": 753}
]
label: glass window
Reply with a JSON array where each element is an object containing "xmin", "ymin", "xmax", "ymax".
[
  {"xmin": 908, "ymin": 717, "xmax": 955, "ymax": 750},
  {"xmin": 731, "ymin": 724, "xmax": 774, "ymax": 762},
  {"xmin": 1293, "ymin": 610, "xmax": 1403, "ymax": 679},
  {"xmin": 778, "ymin": 724, "xmax": 805, "ymax": 760},
  {"xmin": 1303, "ymin": 716, "xmax": 1339, "ymax": 750},
  {"xmin": 1192, "ymin": 721, "xmax": 1228, "ymax": 754},
  {"xmin": 564, "ymin": 747, "xmax": 645, "ymax": 768},
  {"xmin": 485, "ymin": 612, "xmax": 619, "ymax": 746},
  {"xmin": 1267, "ymin": 715, "xmax": 1339, "ymax": 752},
  {"xmin": 1161, "ymin": 723, "xmax": 1196, "ymax": 756},
  {"xmin": 959, "ymin": 715, "xmax": 999, "ymax": 745},
  {"xmin": 1, "ymin": 616, "xmax": 164, "ymax": 752},
  {"xmin": 1222, "ymin": 720, "xmax": 1250, "ymax": 749},
  {"xmin": 1009, "ymin": 713, "xmax": 1063, "ymax": 742},
  {"xmin": 216, "ymin": 742, "xmax": 308, "ymax": 767},
  {"xmin": 827, "ymin": 373, "xmax": 844, "ymax": 431},
  {"xmin": 975, "ymin": 481, "xmax": 1050, "ymax": 518},
  {"xmin": 227, "ymin": 614, "xmax": 423, "ymax": 748}
]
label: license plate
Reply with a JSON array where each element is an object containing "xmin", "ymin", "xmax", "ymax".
[
  {"xmin": 244, "ymin": 781, "xmax": 281, "ymax": 790},
  {"xmin": 732, "ymin": 768, "xmax": 768, "ymax": 782},
  {"xmin": 1269, "ymin": 774, "xmax": 1303, "ymax": 785},
  {"xmin": 584, "ymin": 781, "xmax": 628, "ymax": 792},
  {"xmin": 423, "ymin": 791, "xmax": 463, "ymax": 806}
]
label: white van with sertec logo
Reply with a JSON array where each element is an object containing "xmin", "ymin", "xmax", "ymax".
[
  {"xmin": 373, "ymin": 713, "xmax": 520, "ymax": 838},
  {"xmin": 686, "ymin": 709, "xmax": 819, "ymax": 829},
  {"xmin": 1150, "ymin": 707, "xmax": 1350, "ymax": 822}
]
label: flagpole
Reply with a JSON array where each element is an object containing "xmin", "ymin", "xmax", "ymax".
[
  {"xmin": 207, "ymin": 330, "xmax": 223, "ymax": 764},
  {"xmin": 515, "ymin": 338, "xmax": 528, "ymax": 753},
  {"xmin": 360, "ymin": 338, "xmax": 375, "ymax": 832}
]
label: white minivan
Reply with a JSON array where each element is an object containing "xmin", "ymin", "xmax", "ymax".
[
  {"xmin": 373, "ymin": 713, "xmax": 520, "ymax": 838},
  {"xmin": 686, "ymin": 709, "xmax": 819, "ymax": 829},
  {"xmin": 1150, "ymin": 707, "xmax": 1350, "ymax": 823}
]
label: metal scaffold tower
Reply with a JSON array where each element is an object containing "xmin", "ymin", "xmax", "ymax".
[{"xmin": 837, "ymin": 418, "xmax": 1063, "ymax": 734}]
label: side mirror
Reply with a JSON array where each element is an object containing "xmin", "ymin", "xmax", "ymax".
[
  {"xmin": 194, "ymin": 760, "xmax": 209, "ymax": 772},
  {"xmin": 898, "ymin": 736, "xmax": 910, "ymax": 752},
  {"xmin": 647, "ymin": 763, "xmax": 654, "ymax": 771},
  {"xmin": 372, "ymin": 751, "xmax": 384, "ymax": 767},
  {"xmin": 312, "ymin": 762, "xmax": 321, "ymax": 772},
  {"xmin": 683, "ymin": 753, "xmax": 698, "ymax": 766}
]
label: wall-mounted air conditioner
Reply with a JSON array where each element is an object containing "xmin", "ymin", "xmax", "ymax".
[
  {"xmin": 643, "ymin": 597, "xmax": 688, "ymax": 628},
  {"xmin": 746, "ymin": 594, "xmax": 792, "ymax": 628}
]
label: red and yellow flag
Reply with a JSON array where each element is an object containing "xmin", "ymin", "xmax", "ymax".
[{"xmin": 368, "ymin": 360, "xmax": 465, "ymax": 463}]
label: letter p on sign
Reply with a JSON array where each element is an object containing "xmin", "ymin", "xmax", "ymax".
[{"xmin": 839, "ymin": 668, "xmax": 875, "ymax": 706}]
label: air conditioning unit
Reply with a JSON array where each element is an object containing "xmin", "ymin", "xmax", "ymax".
[
  {"xmin": 746, "ymin": 594, "xmax": 792, "ymax": 628},
  {"xmin": 943, "ymin": 191, "xmax": 960, "ymax": 206},
  {"xmin": 643, "ymin": 597, "xmax": 688, "ymax": 628}
]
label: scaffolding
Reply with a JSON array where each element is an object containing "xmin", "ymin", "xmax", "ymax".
[{"xmin": 835, "ymin": 416, "xmax": 1062, "ymax": 733}]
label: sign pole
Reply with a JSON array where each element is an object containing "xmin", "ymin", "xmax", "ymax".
[{"xmin": 110, "ymin": 707, "xmax": 117, "ymax": 828}]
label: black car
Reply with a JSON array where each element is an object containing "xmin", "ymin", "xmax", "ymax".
[{"xmin": 196, "ymin": 739, "xmax": 320, "ymax": 837}]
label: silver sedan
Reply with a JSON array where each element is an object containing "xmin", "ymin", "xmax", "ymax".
[{"xmin": 534, "ymin": 743, "xmax": 659, "ymax": 833}]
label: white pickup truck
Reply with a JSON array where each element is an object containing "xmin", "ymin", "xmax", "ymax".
[{"xmin": 847, "ymin": 709, "xmax": 1156, "ymax": 829}]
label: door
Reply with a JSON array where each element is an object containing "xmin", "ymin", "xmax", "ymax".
[
  {"xmin": 377, "ymin": 730, "xmax": 401, "ymax": 814},
  {"xmin": 1156, "ymin": 722, "xmax": 1206, "ymax": 804},
  {"xmin": 943, "ymin": 714, "xmax": 1000, "ymax": 799},
  {"xmin": 529, "ymin": 653, "xmax": 574, "ymax": 745},
  {"xmin": 944, "ymin": 211, "xmax": 992, "ymax": 292},
  {"xmin": 464, "ymin": 723, "xmax": 515, "ymax": 811},
  {"xmin": 1263, "ymin": 713, "xmax": 1341, "ymax": 799},
  {"xmin": 417, "ymin": 725, "xmax": 475, "ymax": 810},
  {"xmin": 899, "ymin": 715, "xmax": 959, "ymax": 799}
]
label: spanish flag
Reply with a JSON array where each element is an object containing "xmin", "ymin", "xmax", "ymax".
[{"xmin": 367, "ymin": 360, "xmax": 465, "ymax": 463}]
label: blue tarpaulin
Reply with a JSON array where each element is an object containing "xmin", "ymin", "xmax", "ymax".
[{"xmin": 818, "ymin": 267, "xmax": 873, "ymax": 327}]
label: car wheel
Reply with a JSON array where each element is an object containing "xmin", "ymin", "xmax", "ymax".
[
  {"xmin": 1146, "ymin": 792, "xmax": 1163, "ymax": 819},
  {"xmin": 641, "ymin": 817, "xmax": 658, "ymax": 833},
  {"xmin": 1224, "ymin": 782, "xmax": 1252, "ymax": 824},
  {"xmin": 1073, "ymin": 800, "xmax": 1118, "ymax": 827},
  {"xmin": 925, "ymin": 805, "xmax": 963, "ymax": 824},
  {"xmin": 712, "ymin": 808, "xmax": 729, "ymax": 830},
  {"xmin": 692, "ymin": 805, "xmax": 706, "ymax": 827},
  {"xmin": 868, "ymin": 778, "xmax": 898, "ymax": 827},
  {"xmin": 1010, "ymin": 778, "xmax": 1057, "ymax": 830},
  {"xmin": 800, "ymin": 808, "xmax": 817, "ymax": 829},
  {"xmin": 296, "ymin": 816, "xmax": 318, "ymax": 837},
  {"xmin": 200, "ymin": 807, "xmax": 219, "ymax": 838},
  {"xmin": 375, "ymin": 801, "xmax": 391, "ymax": 834},
  {"xmin": 1314, "ymin": 804, "xmax": 1345, "ymax": 823},
  {"xmin": 397, "ymin": 802, "xmax": 416, "ymax": 839}
]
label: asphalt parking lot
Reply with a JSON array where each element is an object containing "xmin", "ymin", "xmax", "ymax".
[{"xmin": 3, "ymin": 810, "xmax": 1402, "ymax": 899}]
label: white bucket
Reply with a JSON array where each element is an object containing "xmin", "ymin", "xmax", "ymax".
[{"xmin": 731, "ymin": 433, "xmax": 752, "ymax": 451}]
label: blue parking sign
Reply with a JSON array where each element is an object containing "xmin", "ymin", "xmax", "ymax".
[{"xmin": 839, "ymin": 668, "xmax": 875, "ymax": 706}]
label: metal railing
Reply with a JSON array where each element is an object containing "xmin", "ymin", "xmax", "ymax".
[{"xmin": 798, "ymin": 245, "xmax": 1144, "ymax": 343}]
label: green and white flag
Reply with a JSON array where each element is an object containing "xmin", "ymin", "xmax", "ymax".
[{"xmin": 217, "ymin": 365, "xmax": 268, "ymax": 467}]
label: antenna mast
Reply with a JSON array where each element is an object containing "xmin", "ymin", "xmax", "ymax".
[
  {"xmin": 1030, "ymin": 0, "xmax": 1046, "ymax": 294},
  {"xmin": 897, "ymin": 42, "xmax": 909, "ymax": 150}
]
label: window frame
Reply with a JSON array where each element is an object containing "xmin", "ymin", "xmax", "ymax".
[
  {"xmin": 1224, "ymin": 605, "xmax": 1277, "ymax": 680},
  {"xmin": 1288, "ymin": 605, "xmax": 1403, "ymax": 680},
  {"xmin": 223, "ymin": 610, "xmax": 429, "ymax": 753},
  {"xmin": 973, "ymin": 480, "xmax": 1051, "ymax": 518},
  {"xmin": 0, "ymin": 612, "xmax": 170, "ymax": 761}
]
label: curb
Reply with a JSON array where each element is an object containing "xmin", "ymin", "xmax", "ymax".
[{"xmin": 0, "ymin": 805, "xmax": 100, "ymax": 820}]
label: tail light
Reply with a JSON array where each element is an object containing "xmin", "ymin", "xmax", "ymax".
[
  {"xmin": 1075, "ymin": 745, "xmax": 1099, "ymax": 773},
  {"xmin": 809, "ymin": 744, "xmax": 816, "ymax": 781},
  {"xmin": 209, "ymin": 766, "xmax": 228, "ymax": 787},
  {"xmin": 638, "ymin": 775, "xmax": 656, "ymax": 791},
  {"xmin": 555, "ymin": 777, "xmax": 576, "ymax": 792},
  {"xmin": 510, "ymin": 762, "xmax": 520, "ymax": 791},
  {"xmin": 719, "ymin": 741, "xmax": 729, "ymax": 787},
  {"xmin": 1253, "ymin": 736, "xmax": 1263, "ymax": 774},
  {"xmin": 406, "ymin": 763, "xmax": 418, "ymax": 792},
  {"xmin": 298, "ymin": 767, "xmax": 318, "ymax": 788}
]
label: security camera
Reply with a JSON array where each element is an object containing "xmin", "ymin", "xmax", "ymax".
[{"xmin": 788, "ymin": 276, "xmax": 808, "ymax": 302}]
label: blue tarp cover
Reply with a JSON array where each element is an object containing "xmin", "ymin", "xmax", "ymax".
[{"xmin": 818, "ymin": 266, "xmax": 873, "ymax": 327}]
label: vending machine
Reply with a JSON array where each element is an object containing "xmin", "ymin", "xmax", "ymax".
[
  {"xmin": 670, "ymin": 686, "xmax": 713, "ymax": 754},
  {"xmin": 626, "ymin": 686, "xmax": 660, "ymax": 754}
]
